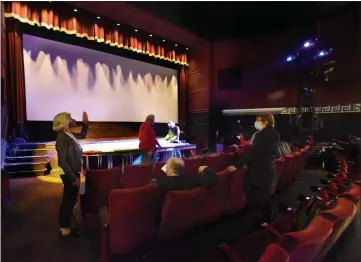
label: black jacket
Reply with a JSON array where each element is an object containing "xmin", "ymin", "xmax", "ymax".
[
  {"xmin": 236, "ymin": 126, "xmax": 280, "ymax": 191},
  {"xmin": 56, "ymin": 123, "xmax": 88, "ymax": 182}
]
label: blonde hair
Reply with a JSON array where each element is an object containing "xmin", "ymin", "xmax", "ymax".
[{"xmin": 53, "ymin": 112, "xmax": 71, "ymax": 132}]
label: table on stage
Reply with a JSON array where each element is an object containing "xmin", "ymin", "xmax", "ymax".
[{"xmin": 80, "ymin": 138, "xmax": 196, "ymax": 170}]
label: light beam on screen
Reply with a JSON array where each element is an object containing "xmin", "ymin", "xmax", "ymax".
[{"xmin": 22, "ymin": 34, "xmax": 179, "ymax": 123}]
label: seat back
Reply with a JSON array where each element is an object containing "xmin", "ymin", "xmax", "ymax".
[
  {"xmin": 154, "ymin": 161, "xmax": 166, "ymax": 179},
  {"xmin": 203, "ymin": 154, "xmax": 223, "ymax": 173},
  {"xmin": 284, "ymin": 154, "xmax": 296, "ymax": 186},
  {"xmin": 183, "ymin": 157, "xmax": 203, "ymax": 175},
  {"xmin": 224, "ymin": 167, "xmax": 247, "ymax": 214},
  {"xmin": 259, "ymin": 244, "xmax": 290, "ymax": 262},
  {"xmin": 314, "ymin": 198, "xmax": 357, "ymax": 262},
  {"xmin": 159, "ymin": 187, "xmax": 205, "ymax": 240},
  {"xmin": 84, "ymin": 167, "xmax": 121, "ymax": 207},
  {"xmin": 281, "ymin": 216, "xmax": 334, "ymax": 262},
  {"xmin": 108, "ymin": 184, "xmax": 160, "ymax": 256},
  {"xmin": 122, "ymin": 163, "xmax": 154, "ymax": 188},
  {"xmin": 220, "ymin": 152, "xmax": 236, "ymax": 170},
  {"xmin": 200, "ymin": 169, "xmax": 233, "ymax": 224}
]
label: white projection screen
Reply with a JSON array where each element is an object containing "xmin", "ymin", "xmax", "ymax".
[{"xmin": 22, "ymin": 34, "xmax": 179, "ymax": 123}]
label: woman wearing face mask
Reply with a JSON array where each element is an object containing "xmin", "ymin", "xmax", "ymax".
[
  {"xmin": 53, "ymin": 111, "xmax": 89, "ymax": 237},
  {"xmin": 228, "ymin": 113, "xmax": 280, "ymax": 223}
]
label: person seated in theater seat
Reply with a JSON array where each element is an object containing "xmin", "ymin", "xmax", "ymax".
[
  {"xmin": 228, "ymin": 113, "xmax": 280, "ymax": 224},
  {"xmin": 150, "ymin": 157, "xmax": 218, "ymax": 194},
  {"xmin": 139, "ymin": 114, "xmax": 161, "ymax": 164}
]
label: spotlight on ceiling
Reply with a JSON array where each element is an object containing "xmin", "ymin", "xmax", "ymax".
[
  {"xmin": 286, "ymin": 55, "xmax": 295, "ymax": 62},
  {"xmin": 116, "ymin": 23, "xmax": 120, "ymax": 26},
  {"xmin": 149, "ymin": 34, "xmax": 152, "ymax": 37},
  {"xmin": 302, "ymin": 40, "xmax": 314, "ymax": 49},
  {"xmin": 97, "ymin": 16, "xmax": 100, "ymax": 19},
  {"xmin": 186, "ymin": 48, "xmax": 189, "ymax": 50},
  {"xmin": 162, "ymin": 39, "xmax": 166, "ymax": 42},
  {"xmin": 73, "ymin": 9, "xmax": 78, "ymax": 12},
  {"xmin": 134, "ymin": 29, "xmax": 138, "ymax": 32},
  {"xmin": 175, "ymin": 44, "xmax": 178, "ymax": 47}
]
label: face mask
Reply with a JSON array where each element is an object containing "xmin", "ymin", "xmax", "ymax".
[{"xmin": 254, "ymin": 122, "xmax": 263, "ymax": 131}]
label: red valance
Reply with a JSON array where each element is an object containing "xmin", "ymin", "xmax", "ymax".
[{"xmin": 4, "ymin": 1, "xmax": 188, "ymax": 66}]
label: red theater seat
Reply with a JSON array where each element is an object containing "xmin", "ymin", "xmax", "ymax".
[
  {"xmin": 234, "ymin": 149, "xmax": 245, "ymax": 164},
  {"xmin": 200, "ymin": 169, "xmax": 233, "ymax": 224},
  {"xmin": 224, "ymin": 167, "xmax": 246, "ymax": 214},
  {"xmin": 284, "ymin": 154, "xmax": 296, "ymax": 186},
  {"xmin": 279, "ymin": 216, "xmax": 333, "ymax": 262},
  {"xmin": 154, "ymin": 161, "xmax": 166, "ymax": 178},
  {"xmin": 105, "ymin": 184, "xmax": 160, "ymax": 258},
  {"xmin": 220, "ymin": 152, "xmax": 236, "ymax": 170},
  {"xmin": 159, "ymin": 187, "xmax": 206, "ymax": 240},
  {"xmin": 184, "ymin": 157, "xmax": 203, "ymax": 175},
  {"xmin": 80, "ymin": 167, "xmax": 121, "ymax": 218},
  {"xmin": 314, "ymin": 198, "xmax": 357, "ymax": 262},
  {"xmin": 259, "ymin": 244, "xmax": 290, "ymax": 262},
  {"xmin": 122, "ymin": 163, "xmax": 154, "ymax": 188},
  {"xmin": 203, "ymin": 154, "xmax": 223, "ymax": 173}
]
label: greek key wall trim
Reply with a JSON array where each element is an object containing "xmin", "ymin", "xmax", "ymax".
[
  {"xmin": 222, "ymin": 103, "xmax": 361, "ymax": 116},
  {"xmin": 281, "ymin": 103, "xmax": 361, "ymax": 115}
]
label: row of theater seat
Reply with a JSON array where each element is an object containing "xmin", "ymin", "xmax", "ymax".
[
  {"xmin": 212, "ymin": 149, "xmax": 360, "ymax": 262},
  {"xmin": 81, "ymin": 145, "xmax": 309, "ymax": 221},
  {"xmin": 80, "ymin": 146, "xmax": 311, "ymax": 261}
]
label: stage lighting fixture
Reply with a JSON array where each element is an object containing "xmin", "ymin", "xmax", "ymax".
[
  {"xmin": 286, "ymin": 55, "xmax": 295, "ymax": 62},
  {"xmin": 302, "ymin": 40, "xmax": 314, "ymax": 49}
]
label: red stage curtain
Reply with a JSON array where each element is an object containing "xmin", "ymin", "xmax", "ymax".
[
  {"xmin": 4, "ymin": 1, "xmax": 188, "ymax": 66},
  {"xmin": 179, "ymin": 67, "xmax": 189, "ymax": 124},
  {"xmin": 6, "ymin": 19, "xmax": 26, "ymax": 128}
]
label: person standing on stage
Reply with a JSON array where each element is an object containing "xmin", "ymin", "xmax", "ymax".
[
  {"xmin": 139, "ymin": 114, "xmax": 161, "ymax": 164},
  {"xmin": 165, "ymin": 121, "xmax": 180, "ymax": 143},
  {"xmin": 165, "ymin": 120, "xmax": 181, "ymax": 158},
  {"xmin": 53, "ymin": 111, "xmax": 89, "ymax": 237}
]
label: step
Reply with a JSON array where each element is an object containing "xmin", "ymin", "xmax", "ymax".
[
  {"xmin": 6, "ymin": 169, "xmax": 47, "ymax": 178},
  {"xmin": 4, "ymin": 161, "xmax": 48, "ymax": 173},
  {"xmin": 5, "ymin": 155, "xmax": 50, "ymax": 164},
  {"xmin": 6, "ymin": 149, "xmax": 48, "ymax": 157},
  {"xmin": 10, "ymin": 143, "xmax": 46, "ymax": 150}
]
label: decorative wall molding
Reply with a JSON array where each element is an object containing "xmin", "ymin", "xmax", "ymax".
[{"xmin": 222, "ymin": 103, "xmax": 361, "ymax": 116}]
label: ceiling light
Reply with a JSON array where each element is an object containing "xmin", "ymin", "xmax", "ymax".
[
  {"xmin": 134, "ymin": 29, "xmax": 138, "ymax": 32},
  {"xmin": 97, "ymin": 16, "xmax": 100, "ymax": 19},
  {"xmin": 162, "ymin": 40, "xmax": 166, "ymax": 42},
  {"xmin": 175, "ymin": 44, "xmax": 178, "ymax": 47},
  {"xmin": 116, "ymin": 23, "xmax": 120, "ymax": 26},
  {"xmin": 186, "ymin": 48, "xmax": 188, "ymax": 50},
  {"xmin": 149, "ymin": 34, "xmax": 152, "ymax": 37},
  {"xmin": 74, "ymin": 9, "xmax": 78, "ymax": 12}
]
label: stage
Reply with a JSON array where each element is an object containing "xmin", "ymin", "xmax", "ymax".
[{"xmin": 46, "ymin": 138, "xmax": 196, "ymax": 170}]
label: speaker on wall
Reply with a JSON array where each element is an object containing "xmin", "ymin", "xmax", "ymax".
[{"xmin": 218, "ymin": 66, "xmax": 242, "ymax": 90}]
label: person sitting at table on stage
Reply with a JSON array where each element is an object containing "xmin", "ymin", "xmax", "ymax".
[
  {"xmin": 150, "ymin": 157, "xmax": 218, "ymax": 194},
  {"xmin": 53, "ymin": 111, "xmax": 89, "ymax": 237},
  {"xmin": 139, "ymin": 114, "xmax": 161, "ymax": 164},
  {"xmin": 164, "ymin": 120, "xmax": 181, "ymax": 158}
]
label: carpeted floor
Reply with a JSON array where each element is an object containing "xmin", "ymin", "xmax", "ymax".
[{"xmin": 2, "ymin": 168, "xmax": 360, "ymax": 262}]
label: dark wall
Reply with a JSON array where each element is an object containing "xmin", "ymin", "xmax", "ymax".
[
  {"xmin": 26, "ymin": 121, "xmax": 170, "ymax": 142},
  {"xmin": 1, "ymin": 3, "xmax": 7, "ymax": 138},
  {"xmin": 211, "ymin": 4, "xmax": 360, "ymax": 110}
]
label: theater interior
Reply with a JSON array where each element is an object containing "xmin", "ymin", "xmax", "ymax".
[{"xmin": 1, "ymin": 1, "xmax": 361, "ymax": 262}]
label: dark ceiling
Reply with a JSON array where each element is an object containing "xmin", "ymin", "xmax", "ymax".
[{"xmin": 129, "ymin": 1, "xmax": 349, "ymax": 40}]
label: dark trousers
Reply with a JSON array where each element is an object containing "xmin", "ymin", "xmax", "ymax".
[
  {"xmin": 141, "ymin": 150, "xmax": 157, "ymax": 164},
  {"xmin": 58, "ymin": 174, "xmax": 79, "ymax": 228},
  {"xmin": 244, "ymin": 185, "xmax": 272, "ymax": 225}
]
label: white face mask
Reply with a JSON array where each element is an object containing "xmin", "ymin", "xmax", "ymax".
[{"xmin": 254, "ymin": 122, "xmax": 263, "ymax": 131}]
